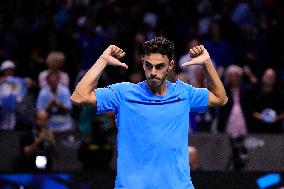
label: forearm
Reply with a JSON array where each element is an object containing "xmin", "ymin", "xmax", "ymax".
[
  {"xmin": 70, "ymin": 58, "xmax": 108, "ymax": 106},
  {"xmin": 24, "ymin": 139, "xmax": 41, "ymax": 156},
  {"xmin": 203, "ymin": 59, "xmax": 228, "ymax": 105}
]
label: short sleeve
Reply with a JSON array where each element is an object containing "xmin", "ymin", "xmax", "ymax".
[
  {"xmin": 95, "ymin": 84, "xmax": 122, "ymax": 114},
  {"xmin": 189, "ymin": 87, "xmax": 209, "ymax": 113}
]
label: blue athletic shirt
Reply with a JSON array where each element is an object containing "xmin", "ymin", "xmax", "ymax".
[{"xmin": 95, "ymin": 80, "xmax": 209, "ymax": 189}]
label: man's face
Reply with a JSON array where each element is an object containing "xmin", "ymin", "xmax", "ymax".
[
  {"xmin": 143, "ymin": 53, "xmax": 174, "ymax": 89},
  {"xmin": 262, "ymin": 68, "xmax": 276, "ymax": 86}
]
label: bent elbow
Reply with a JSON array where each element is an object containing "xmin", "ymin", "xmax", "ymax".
[
  {"xmin": 70, "ymin": 91, "xmax": 85, "ymax": 106},
  {"xmin": 70, "ymin": 90, "xmax": 96, "ymax": 106},
  {"xmin": 70, "ymin": 94, "xmax": 82, "ymax": 106}
]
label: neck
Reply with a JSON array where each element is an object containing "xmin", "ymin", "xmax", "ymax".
[
  {"xmin": 148, "ymin": 80, "xmax": 167, "ymax": 96},
  {"xmin": 262, "ymin": 84, "xmax": 274, "ymax": 93}
]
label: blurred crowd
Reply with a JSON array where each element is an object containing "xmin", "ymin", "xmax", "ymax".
[{"xmin": 0, "ymin": 0, "xmax": 284, "ymax": 171}]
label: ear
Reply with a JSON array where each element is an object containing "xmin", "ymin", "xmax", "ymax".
[
  {"xmin": 142, "ymin": 58, "xmax": 146, "ymax": 70},
  {"xmin": 168, "ymin": 60, "xmax": 175, "ymax": 71}
]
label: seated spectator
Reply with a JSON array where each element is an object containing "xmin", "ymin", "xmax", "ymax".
[
  {"xmin": 20, "ymin": 110, "xmax": 57, "ymax": 171},
  {"xmin": 38, "ymin": 51, "xmax": 69, "ymax": 88},
  {"xmin": 36, "ymin": 71, "xmax": 73, "ymax": 132},
  {"xmin": 251, "ymin": 68, "xmax": 284, "ymax": 133},
  {"xmin": 0, "ymin": 60, "xmax": 35, "ymax": 130}
]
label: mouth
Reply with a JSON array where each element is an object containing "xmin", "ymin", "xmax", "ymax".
[
  {"xmin": 148, "ymin": 78, "xmax": 161, "ymax": 86},
  {"xmin": 150, "ymin": 77, "xmax": 159, "ymax": 81},
  {"xmin": 149, "ymin": 78, "xmax": 160, "ymax": 83}
]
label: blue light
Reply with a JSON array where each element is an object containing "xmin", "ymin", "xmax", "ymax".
[{"xmin": 256, "ymin": 173, "xmax": 281, "ymax": 189}]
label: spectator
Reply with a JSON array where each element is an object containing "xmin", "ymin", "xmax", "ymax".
[
  {"xmin": 218, "ymin": 65, "xmax": 257, "ymax": 135},
  {"xmin": 251, "ymin": 68, "xmax": 284, "ymax": 133},
  {"xmin": 0, "ymin": 60, "xmax": 35, "ymax": 130},
  {"xmin": 36, "ymin": 71, "xmax": 73, "ymax": 132},
  {"xmin": 234, "ymin": 23, "xmax": 268, "ymax": 77},
  {"xmin": 38, "ymin": 51, "xmax": 69, "ymax": 88},
  {"xmin": 73, "ymin": 17, "xmax": 110, "ymax": 83},
  {"xmin": 20, "ymin": 110, "xmax": 57, "ymax": 171},
  {"xmin": 202, "ymin": 21, "xmax": 234, "ymax": 69}
]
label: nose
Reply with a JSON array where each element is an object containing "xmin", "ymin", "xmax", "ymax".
[{"xmin": 150, "ymin": 68, "xmax": 157, "ymax": 77}]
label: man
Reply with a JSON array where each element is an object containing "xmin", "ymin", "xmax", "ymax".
[
  {"xmin": 252, "ymin": 68, "xmax": 284, "ymax": 133},
  {"xmin": 20, "ymin": 110, "xmax": 57, "ymax": 171},
  {"xmin": 0, "ymin": 60, "xmax": 33, "ymax": 130},
  {"xmin": 71, "ymin": 37, "xmax": 227, "ymax": 189}
]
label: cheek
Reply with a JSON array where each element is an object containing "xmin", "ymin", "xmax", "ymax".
[
  {"xmin": 161, "ymin": 68, "xmax": 169, "ymax": 76},
  {"xmin": 144, "ymin": 70, "xmax": 150, "ymax": 76}
]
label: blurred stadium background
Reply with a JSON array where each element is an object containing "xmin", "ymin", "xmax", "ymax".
[{"xmin": 0, "ymin": 0, "xmax": 284, "ymax": 188}]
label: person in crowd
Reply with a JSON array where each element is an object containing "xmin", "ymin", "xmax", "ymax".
[
  {"xmin": 202, "ymin": 21, "xmax": 234, "ymax": 70},
  {"xmin": 20, "ymin": 110, "xmax": 57, "ymax": 171},
  {"xmin": 73, "ymin": 17, "xmax": 110, "ymax": 84},
  {"xmin": 218, "ymin": 65, "xmax": 258, "ymax": 135},
  {"xmin": 36, "ymin": 71, "xmax": 73, "ymax": 132},
  {"xmin": 0, "ymin": 60, "xmax": 35, "ymax": 130},
  {"xmin": 38, "ymin": 51, "xmax": 69, "ymax": 88},
  {"xmin": 251, "ymin": 68, "xmax": 284, "ymax": 133}
]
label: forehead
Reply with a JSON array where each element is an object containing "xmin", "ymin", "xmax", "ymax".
[{"xmin": 143, "ymin": 53, "xmax": 170, "ymax": 65}]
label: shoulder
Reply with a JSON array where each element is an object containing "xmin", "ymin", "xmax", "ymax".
[
  {"xmin": 107, "ymin": 82, "xmax": 137, "ymax": 92},
  {"xmin": 96, "ymin": 82, "xmax": 138, "ymax": 99},
  {"xmin": 175, "ymin": 80, "xmax": 209, "ymax": 97},
  {"xmin": 174, "ymin": 79, "xmax": 194, "ymax": 92}
]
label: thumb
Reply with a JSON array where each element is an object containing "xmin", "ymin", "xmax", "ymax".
[
  {"xmin": 108, "ymin": 56, "xmax": 128, "ymax": 69},
  {"xmin": 181, "ymin": 59, "xmax": 199, "ymax": 67},
  {"xmin": 119, "ymin": 63, "xmax": 128, "ymax": 69}
]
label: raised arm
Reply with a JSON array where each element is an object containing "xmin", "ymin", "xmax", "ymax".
[
  {"xmin": 182, "ymin": 45, "xmax": 228, "ymax": 107},
  {"xmin": 70, "ymin": 45, "xmax": 127, "ymax": 106}
]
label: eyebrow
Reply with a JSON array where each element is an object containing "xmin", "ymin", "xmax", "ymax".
[{"xmin": 144, "ymin": 61, "xmax": 166, "ymax": 66}]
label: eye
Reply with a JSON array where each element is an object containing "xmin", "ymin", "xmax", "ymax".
[
  {"xmin": 145, "ymin": 62, "xmax": 153, "ymax": 69},
  {"xmin": 155, "ymin": 64, "xmax": 165, "ymax": 70}
]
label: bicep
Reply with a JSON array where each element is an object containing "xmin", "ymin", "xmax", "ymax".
[{"xmin": 70, "ymin": 90, "xmax": 97, "ymax": 107}]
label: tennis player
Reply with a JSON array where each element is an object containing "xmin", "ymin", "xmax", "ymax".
[{"xmin": 71, "ymin": 36, "xmax": 228, "ymax": 189}]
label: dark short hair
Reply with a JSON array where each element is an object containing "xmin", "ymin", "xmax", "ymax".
[{"xmin": 142, "ymin": 36, "xmax": 175, "ymax": 61}]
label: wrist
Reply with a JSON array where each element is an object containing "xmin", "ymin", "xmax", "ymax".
[
  {"xmin": 98, "ymin": 55, "xmax": 109, "ymax": 66},
  {"xmin": 202, "ymin": 59, "xmax": 211, "ymax": 69}
]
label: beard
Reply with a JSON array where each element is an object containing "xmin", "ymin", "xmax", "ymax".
[{"xmin": 146, "ymin": 72, "xmax": 168, "ymax": 89}]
